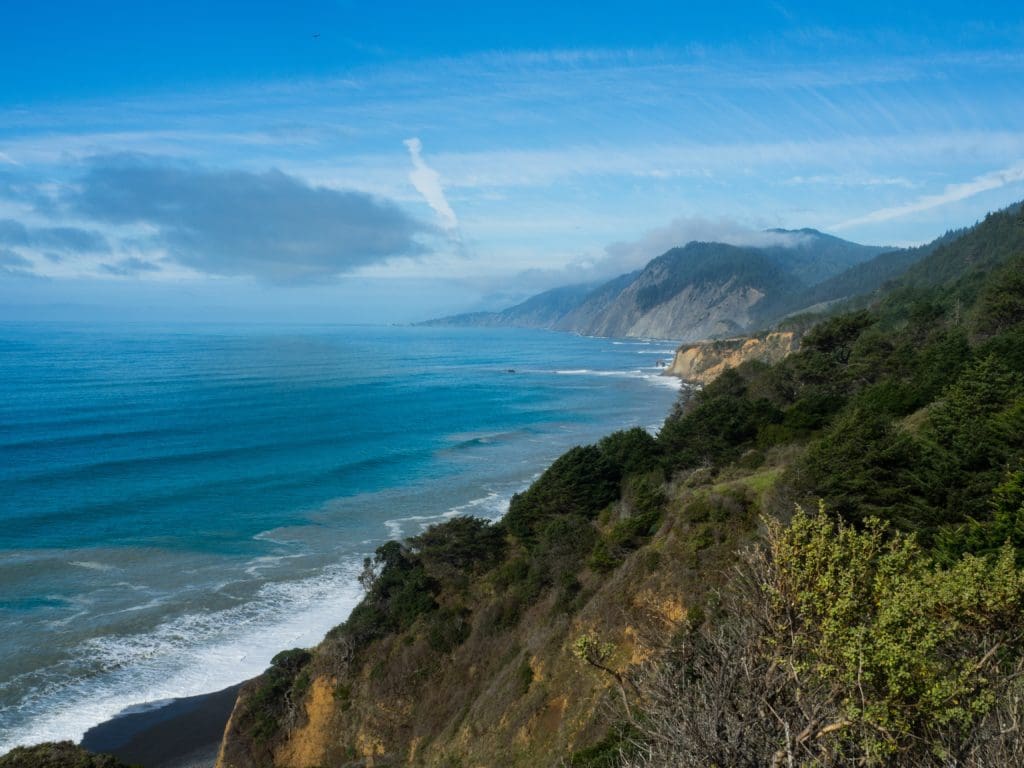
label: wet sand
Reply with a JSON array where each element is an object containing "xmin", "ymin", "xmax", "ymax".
[{"xmin": 80, "ymin": 684, "xmax": 242, "ymax": 768}]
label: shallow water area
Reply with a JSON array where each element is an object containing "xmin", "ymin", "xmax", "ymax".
[{"xmin": 0, "ymin": 323, "xmax": 681, "ymax": 750}]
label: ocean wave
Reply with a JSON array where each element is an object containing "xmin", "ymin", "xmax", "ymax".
[
  {"xmin": 0, "ymin": 558, "xmax": 364, "ymax": 752},
  {"xmin": 68, "ymin": 560, "xmax": 120, "ymax": 572},
  {"xmin": 383, "ymin": 489, "xmax": 513, "ymax": 539},
  {"xmin": 554, "ymin": 367, "xmax": 683, "ymax": 390}
]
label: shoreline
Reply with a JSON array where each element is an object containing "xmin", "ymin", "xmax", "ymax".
[
  {"xmin": 79, "ymin": 684, "xmax": 242, "ymax": 768},
  {"xmin": 1, "ymin": 329, "xmax": 683, "ymax": 762}
]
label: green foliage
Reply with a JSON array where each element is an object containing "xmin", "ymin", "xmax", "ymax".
[
  {"xmin": 793, "ymin": 408, "xmax": 939, "ymax": 533},
  {"xmin": 925, "ymin": 356, "xmax": 1024, "ymax": 523},
  {"xmin": 597, "ymin": 427, "xmax": 662, "ymax": 476},
  {"xmin": 535, "ymin": 515, "xmax": 597, "ymax": 582},
  {"xmin": 572, "ymin": 633, "xmax": 616, "ymax": 667},
  {"xmin": 935, "ymin": 465, "xmax": 1024, "ymax": 565},
  {"xmin": 659, "ymin": 369, "xmax": 780, "ymax": 468},
  {"xmin": 243, "ymin": 648, "xmax": 313, "ymax": 743},
  {"xmin": 684, "ymin": 489, "xmax": 751, "ymax": 525},
  {"xmin": 566, "ymin": 723, "xmax": 640, "ymax": 767},
  {"xmin": 426, "ymin": 606, "xmax": 473, "ymax": 653},
  {"xmin": 892, "ymin": 203, "xmax": 1024, "ymax": 294},
  {"xmin": 609, "ymin": 474, "xmax": 666, "ymax": 546},
  {"xmin": 515, "ymin": 658, "xmax": 534, "ymax": 696},
  {"xmin": 409, "ymin": 516, "xmax": 507, "ymax": 585},
  {"xmin": 587, "ymin": 537, "xmax": 622, "ymax": 573},
  {"xmin": 970, "ymin": 254, "xmax": 1024, "ymax": 338},
  {"xmin": 849, "ymin": 326, "xmax": 971, "ymax": 418},
  {"xmin": 0, "ymin": 743, "xmax": 134, "ymax": 768},
  {"xmin": 490, "ymin": 555, "xmax": 530, "ymax": 591},
  {"xmin": 801, "ymin": 309, "xmax": 875, "ymax": 362},
  {"xmin": 770, "ymin": 510, "xmax": 1024, "ymax": 762},
  {"xmin": 505, "ymin": 445, "xmax": 618, "ymax": 541},
  {"xmin": 341, "ymin": 541, "xmax": 439, "ymax": 649}
]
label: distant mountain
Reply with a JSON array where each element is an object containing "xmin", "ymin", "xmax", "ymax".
[
  {"xmin": 424, "ymin": 229, "xmax": 892, "ymax": 341},
  {"xmin": 424, "ymin": 283, "xmax": 603, "ymax": 330},
  {"xmin": 551, "ymin": 242, "xmax": 794, "ymax": 340}
]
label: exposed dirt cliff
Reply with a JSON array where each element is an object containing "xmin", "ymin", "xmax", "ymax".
[
  {"xmin": 666, "ymin": 331, "xmax": 799, "ymax": 384},
  {"xmin": 215, "ymin": 460, "xmax": 767, "ymax": 768}
]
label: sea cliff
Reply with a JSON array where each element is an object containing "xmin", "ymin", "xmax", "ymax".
[{"xmin": 666, "ymin": 331, "xmax": 799, "ymax": 384}]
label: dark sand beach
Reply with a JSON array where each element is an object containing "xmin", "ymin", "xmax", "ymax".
[{"xmin": 80, "ymin": 684, "xmax": 241, "ymax": 768}]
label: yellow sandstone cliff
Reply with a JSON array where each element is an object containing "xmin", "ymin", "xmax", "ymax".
[{"xmin": 666, "ymin": 331, "xmax": 798, "ymax": 384}]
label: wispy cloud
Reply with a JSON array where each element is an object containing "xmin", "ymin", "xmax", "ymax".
[
  {"xmin": 404, "ymin": 138, "xmax": 459, "ymax": 234},
  {"xmin": 832, "ymin": 161, "xmax": 1024, "ymax": 230},
  {"xmin": 100, "ymin": 257, "xmax": 163, "ymax": 276},
  {"xmin": 0, "ymin": 218, "xmax": 110, "ymax": 253},
  {"xmin": 597, "ymin": 216, "xmax": 807, "ymax": 274},
  {"xmin": 408, "ymin": 132, "xmax": 1024, "ymax": 192},
  {"xmin": 481, "ymin": 215, "xmax": 809, "ymax": 298},
  {"xmin": 0, "ymin": 247, "xmax": 36, "ymax": 276}
]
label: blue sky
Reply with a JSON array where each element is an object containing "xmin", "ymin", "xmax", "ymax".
[{"xmin": 2, "ymin": 1, "xmax": 1023, "ymax": 322}]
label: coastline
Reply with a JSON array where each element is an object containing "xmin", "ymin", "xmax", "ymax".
[
  {"xmin": 1, "ymin": 326, "xmax": 684, "ymax": 759},
  {"xmin": 79, "ymin": 684, "xmax": 242, "ymax": 768}
]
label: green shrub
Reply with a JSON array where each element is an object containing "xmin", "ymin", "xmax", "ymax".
[
  {"xmin": 793, "ymin": 407, "xmax": 939, "ymax": 534},
  {"xmin": 0, "ymin": 743, "xmax": 134, "ymax": 768},
  {"xmin": 491, "ymin": 556, "xmax": 530, "ymax": 590},
  {"xmin": 598, "ymin": 427, "xmax": 662, "ymax": 475},
  {"xmin": 426, "ymin": 606, "xmax": 472, "ymax": 653},
  {"xmin": 340, "ymin": 541, "xmax": 439, "ymax": 649},
  {"xmin": 243, "ymin": 648, "xmax": 313, "ymax": 743},
  {"xmin": 587, "ymin": 537, "xmax": 622, "ymax": 573},
  {"xmin": 534, "ymin": 515, "xmax": 597, "ymax": 585},
  {"xmin": 515, "ymin": 658, "xmax": 534, "ymax": 696},
  {"xmin": 505, "ymin": 445, "xmax": 619, "ymax": 541},
  {"xmin": 567, "ymin": 723, "xmax": 640, "ymax": 767},
  {"xmin": 410, "ymin": 516, "xmax": 507, "ymax": 583},
  {"xmin": 659, "ymin": 369, "xmax": 780, "ymax": 470}
]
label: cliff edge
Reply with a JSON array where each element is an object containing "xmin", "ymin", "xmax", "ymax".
[{"xmin": 666, "ymin": 331, "xmax": 799, "ymax": 384}]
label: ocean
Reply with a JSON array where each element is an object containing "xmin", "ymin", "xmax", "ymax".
[{"xmin": 0, "ymin": 323, "xmax": 681, "ymax": 750}]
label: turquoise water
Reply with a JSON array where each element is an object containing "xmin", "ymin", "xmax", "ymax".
[{"xmin": 0, "ymin": 323, "xmax": 681, "ymax": 749}]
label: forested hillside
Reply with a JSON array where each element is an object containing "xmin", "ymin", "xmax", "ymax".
[
  {"xmin": 9, "ymin": 204, "xmax": 1023, "ymax": 768},
  {"xmin": 210, "ymin": 202, "xmax": 1024, "ymax": 767}
]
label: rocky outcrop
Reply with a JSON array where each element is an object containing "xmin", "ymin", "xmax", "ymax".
[
  {"xmin": 558, "ymin": 278, "xmax": 767, "ymax": 342},
  {"xmin": 667, "ymin": 331, "xmax": 799, "ymax": 384}
]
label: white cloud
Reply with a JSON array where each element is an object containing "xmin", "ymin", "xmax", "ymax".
[
  {"xmin": 832, "ymin": 161, "xmax": 1024, "ymax": 230},
  {"xmin": 404, "ymin": 138, "xmax": 459, "ymax": 234},
  {"xmin": 592, "ymin": 216, "xmax": 807, "ymax": 275}
]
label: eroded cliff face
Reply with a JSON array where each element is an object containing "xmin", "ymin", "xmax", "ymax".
[
  {"xmin": 557, "ymin": 278, "xmax": 767, "ymax": 342},
  {"xmin": 667, "ymin": 331, "xmax": 799, "ymax": 384},
  {"xmin": 218, "ymin": 566, "xmax": 647, "ymax": 768},
  {"xmin": 215, "ymin": 475, "xmax": 760, "ymax": 768}
]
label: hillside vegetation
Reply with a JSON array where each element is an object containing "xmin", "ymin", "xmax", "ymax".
[
  {"xmin": 212, "ymin": 202, "xmax": 1024, "ymax": 767},
  {"xmin": 6, "ymin": 204, "xmax": 1022, "ymax": 767}
]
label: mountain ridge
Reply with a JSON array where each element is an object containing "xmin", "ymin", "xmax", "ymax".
[{"xmin": 423, "ymin": 229, "xmax": 891, "ymax": 341}]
